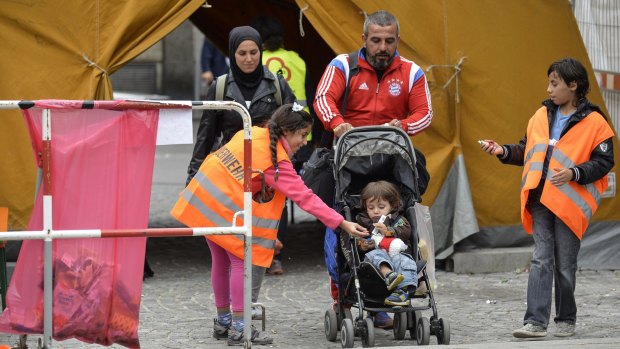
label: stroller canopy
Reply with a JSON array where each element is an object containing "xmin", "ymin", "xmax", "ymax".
[{"xmin": 334, "ymin": 126, "xmax": 419, "ymax": 210}]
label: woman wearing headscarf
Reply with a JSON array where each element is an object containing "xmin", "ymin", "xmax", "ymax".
[{"xmin": 187, "ymin": 26, "xmax": 296, "ymax": 183}]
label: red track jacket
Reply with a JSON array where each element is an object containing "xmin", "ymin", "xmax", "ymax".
[{"xmin": 313, "ymin": 49, "xmax": 432, "ymax": 135}]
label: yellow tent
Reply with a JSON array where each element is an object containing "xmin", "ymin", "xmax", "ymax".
[
  {"xmin": 0, "ymin": 0, "xmax": 204, "ymax": 229},
  {"xmin": 1, "ymin": 0, "xmax": 618, "ymax": 267},
  {"xmin": 296, "ymin": 0, "xmax": 620, "ymax": 267}
]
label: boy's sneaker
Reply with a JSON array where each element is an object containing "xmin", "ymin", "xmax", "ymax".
[
  {"xmin": 212, "ymin": 318, "xmax": 230, "ymax": 340},
  {"xmin": 512, "ymin": 323, "xmax": 547, "ymax": 338},
  {"xmin": 554, "ymin": 321, "xmax": 575, "ymax": 337},
  {"xmin": 384, "ymin": 289, "xmax": 410, "ymax": 306},
  {"xmin": 227, "ymin": 325, "xmax": 273, "ymax": 346},
  {"xmin": 371, "ymin": 311, "xmax": 393, "ymax": 329},
  {"xmin": 384, "ymin": 271, "xmax": 404, "ymax": 291}
]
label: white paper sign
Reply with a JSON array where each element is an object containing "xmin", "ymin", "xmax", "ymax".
[{"xmin": 156, "ymin": 101, "xmax": 193, "ymax": 145}]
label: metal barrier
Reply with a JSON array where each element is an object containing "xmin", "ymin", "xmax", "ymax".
[{"xmin": 0, "ymin": 100, "xmax": 256, "ymax": 348}]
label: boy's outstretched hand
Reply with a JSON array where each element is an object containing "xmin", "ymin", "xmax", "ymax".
[
  {"xmin": 479, "ymin": 139, "xmax": 504, "ymax": 156},
  {"xmin": 339, "ymin": 220, "xmax": 369, "ymax": 238}
]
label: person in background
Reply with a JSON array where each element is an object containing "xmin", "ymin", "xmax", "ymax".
[
  {"xmin": 172, "ymin": 104, "xmax": 369, "ymax": 345},
  {"xmin": 251, "ymin": 14, "xmax": 314, "ymax": 276},
  {"xmin": 479, "ymin": 57, "xmax": 614, "ymax": 339},
  {"xmin": 200, "ymin": 38, "xmax": 229, "ymax": 88},
  {"xmin": 187, "ymin": 26, "xmax": 296, "ymax": 184},
  {"xmin": 313, "ymin": 9, "xmax": 433, "ymax": 329}
]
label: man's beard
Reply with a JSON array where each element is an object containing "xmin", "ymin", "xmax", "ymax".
[{"xmin": 368, "ymin": 52, "xmax": 393, "ymax": 70}]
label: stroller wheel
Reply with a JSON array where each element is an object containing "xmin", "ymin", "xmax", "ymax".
[
  {"xmin": 416, "ymin": 317, "xmax": 431, "ymax": 345},
  {"xmin": 437, "ymin": 318, "xmax": 450, "ymax": 345},
  {"xmin": 325, "ymin": 308, "xmax": 338, "ymax": 342},
  {"xmin": 409, "ymin": 310, "xmax": 422, "ymax": 339},
  {"xmin": 361, "ymin": 317, "xmax": 375, "ymax": 347},
  {"xmin": 341, "ymin": 318, "xmax": 355, "ymax": 348},
  {"xmin": 393, "ymin": 311, "xmax": 407, "ymax": 340}
]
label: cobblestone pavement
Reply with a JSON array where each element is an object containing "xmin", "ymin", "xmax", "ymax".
[
  {"xmin": 4, "ymin": 222, "xmax": 619, "ymax": 348},
  {"xmin": 2, "ymin": 144, "xmax": 619, "ymax": 348}
]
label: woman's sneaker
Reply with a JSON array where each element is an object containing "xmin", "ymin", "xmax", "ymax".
[
  {"xmin": 384, "ymin": 271, "xmax": 404, "ymax": 291},
  {"xmin": 213, "ymin": 318, "xmax": 230, "ymax": 339},
  {"xmin": 384, "ymin": 289, "xmax": 410, "ymax": 306},
  {"xmin": 512, "ymin": 323, "xmax": 547, "ymax": 338},
  {"xmin": 227, "ymin": 325, "xmax": 273, "ymax": 346}
]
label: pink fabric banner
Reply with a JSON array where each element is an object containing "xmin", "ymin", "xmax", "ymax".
[{"xmin": 0, "ymin": 107, "xmax": 159, "ymax": 348}]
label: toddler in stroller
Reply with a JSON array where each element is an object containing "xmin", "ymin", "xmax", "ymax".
[
  {"xmin": 356, "ymin": 180, "xmax": 417, "ymax": 307},
  {"xmin": 323, "ymin": 125, "xmax": 449, "ymax": 347}
]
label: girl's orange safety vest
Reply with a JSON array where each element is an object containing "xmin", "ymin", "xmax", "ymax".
[
  {"xmin": 171, "ymin": 127, "xmax": 289, "ymax": 267},
  {"xmin": 521, "ymin": 107, "xmax": 614, "ymax": 239}
]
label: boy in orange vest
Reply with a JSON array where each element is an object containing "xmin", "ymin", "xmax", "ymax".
[{"xmin": 480, "ymin": 57, "xmax": 615, "ymax": 339}]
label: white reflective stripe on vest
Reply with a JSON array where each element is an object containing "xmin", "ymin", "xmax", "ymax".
[
  {"xmin": 524, "ymin": 143, "xmax": 547, "ymax": 163},
  {"xmin": 181, "ymin": 190, "xmax": 276, "ymax": 250},
  {"xmin": 550, "ymin": 148, "xmax": 602, "ymax": 207},
  {"xmin": 522, "ymin": 162, "xmax": 544, "ymax": 189},
  {"xmin": 522, "ymin": 143, "xmax": 547, "ymax": 189},
  {"xmin": 186, "ymin": 176, "xmax": 279, "ymax": 250},
  {"xmin": 193, "ymin": 171, "xmax": 280, "ymax": 231}
]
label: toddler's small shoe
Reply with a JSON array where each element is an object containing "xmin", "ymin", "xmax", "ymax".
[
  {"xmin": 227, "ymin": 325, "xmax": 273, "ymax": 346},
  {"xmin": 212, "ymin": 318, "xmax": 230, "ymax": 340},
  {"xmin": 384, "ymin": 289, "xmax": 409, "ymax": 306},
  {"xmin": 384, "ymin": 271, "xmax": 404, "ymax": 291}
]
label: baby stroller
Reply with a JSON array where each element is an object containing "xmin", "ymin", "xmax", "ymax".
[{"xmin": 323, "ymin": 126, "xmax": 450, "ymax": 347}]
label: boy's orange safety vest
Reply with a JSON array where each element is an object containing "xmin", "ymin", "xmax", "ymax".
[
  {"xmin": 171, "ymin": 127, "xmax": 289, "ymax": 267},
  {"xmin": 520, "ymin": 107, "xmax": 614, "ymax": 239}
]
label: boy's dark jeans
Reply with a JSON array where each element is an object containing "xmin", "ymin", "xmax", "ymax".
[{"xmin": 524, "ymin": 201, "xmax": 580, "ymax": 327}]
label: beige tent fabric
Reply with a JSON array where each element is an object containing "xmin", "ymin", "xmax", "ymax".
[
  {"xmin": 297, "ymin": 0, "xmax": 620, "ymax": 232},
  {"xmin": 0, "ymin": 0, "xmax": 204, "ymax": 229}
]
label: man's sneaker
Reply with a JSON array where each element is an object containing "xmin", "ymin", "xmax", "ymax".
[
  {"xmin": 384, "ymin": 289, "xmax": 410, "ymax": 306},
  {"xmin": 554, "ymin": 321, "xmax": 575, "ymax": 337},
  {"xmin": 251, "ymin": 305, "xmax": 264, "ymax": 320},
  {"xmin": 512, "ymin": 323, "xmax": 547, "ymax": 338},
  {"xmin": 213, "ymin": 318, "xmax": 230, "ymax": 340},
  {"xmin": 372, "ymin": 311, "xmax": 393, "ymax": 329},
  {"xmin": 227, "ymin": 325, "xmax": 273, "ymax": 346},
  {"xmin": 266, "ymin": 259, "xmax": 283, "ymax": 275},
  {"xmin": 384, "ymin": 271, "xmax": 404, "ymax": 291}
]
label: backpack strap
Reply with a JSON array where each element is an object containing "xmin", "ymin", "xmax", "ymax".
[
  {"xmin": 341, "ymin": 50, "xmax": 360, "ymax": 115},
  {"xmin": 215, "ymin": 74, "xmax": 227, "ymax": 101},
  {"xmin": 216, "ymin": 73, "xmax": 282, "ymax": 106},
  {"xmin": 273, "ymin": 74, "xmax": 282, "ymax": 106}
]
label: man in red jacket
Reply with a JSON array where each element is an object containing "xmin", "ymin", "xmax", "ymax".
[
  {"xmin": 313, "ymin": 10, "xmax": 433, "ymax": 138},
  {"xmin": 313, "ymin": 10, "xmax": 433, "ymax": 329}
]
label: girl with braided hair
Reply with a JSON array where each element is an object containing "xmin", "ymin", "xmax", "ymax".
[{"xmin": 172, "ymin": 103, "xmax": 368, "ymax": 346}]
